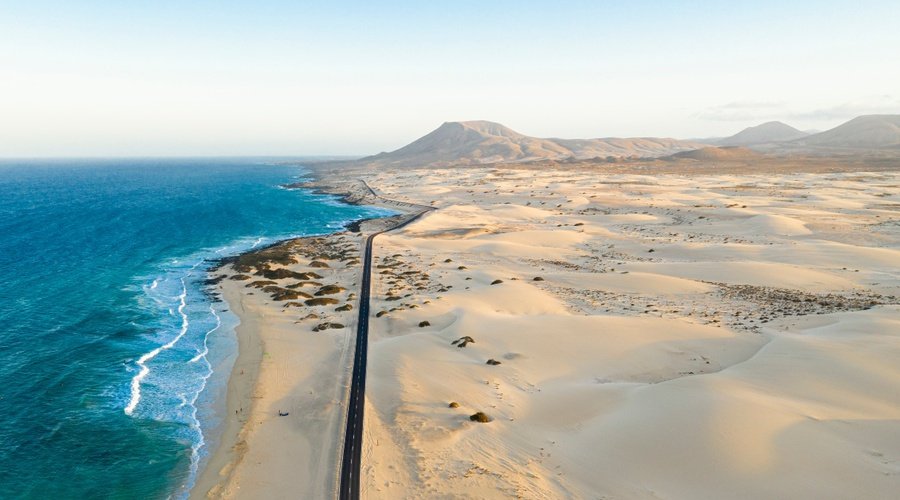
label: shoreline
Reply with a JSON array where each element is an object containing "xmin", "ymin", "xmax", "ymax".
[{"xmin": 191, "ymin": 175, "xmax": 421, "ymax": 498}]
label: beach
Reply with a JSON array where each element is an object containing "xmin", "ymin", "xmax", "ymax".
[
  {"xmin": 195, "ymin": 165, "xmax": 900, "ymax": 499},
  {"xmin": 191, "ymin": 183, "xmax": 422, "ymax": 498}
]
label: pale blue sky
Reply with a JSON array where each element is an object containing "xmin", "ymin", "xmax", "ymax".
[{"xmin": 2, "ymin": 1, "xmax": 899, "ymax": 155}]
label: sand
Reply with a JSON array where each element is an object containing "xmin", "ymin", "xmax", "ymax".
[
  {"xmin": 359, "ymin": 167, "xmax": 900, "ymax": 498},
  {"xmin": 191, "ymin": 232, "xmax": 367, "ymax": 499},
  {"xmin": 194, "ymin": 165, "xmax": 900, "ymax": 499}
]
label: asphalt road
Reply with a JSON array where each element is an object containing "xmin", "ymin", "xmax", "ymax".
[{"xmin": 338, "ymin": 207, "xmax": 431, "ymax": 500}]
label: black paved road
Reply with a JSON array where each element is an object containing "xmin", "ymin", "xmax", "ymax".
[{"xmin": 338, "ymin": 207, "xmax": 431, "ymax": 500}]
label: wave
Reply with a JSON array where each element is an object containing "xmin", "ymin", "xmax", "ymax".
[{"xmin": 124, "ymin": 263, "xmax": 199, "ymax": 416}]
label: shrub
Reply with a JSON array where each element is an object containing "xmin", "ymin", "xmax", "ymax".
[
  {"xmin": 469, "ymin": 412, "xmax": 492, "ymax": 423},
  {"xmin": 305, "ymin": 297, "xmax": 340, "ymax": 306},
  {"xmin": 451, "ymin": 336, "xmax": 475, "ymax": 348}
]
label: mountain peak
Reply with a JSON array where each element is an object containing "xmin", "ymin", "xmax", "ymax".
[
  {"xmin": 798, "ymin": 114, "xmax": 900, "ymax": 149},
  {"xmin": 357, "ymin": 121, "xmax": 705, "ymax": 168},
  {"xmin": 718, "ymin": 121, "xmax": 807, "ymax": 146}
]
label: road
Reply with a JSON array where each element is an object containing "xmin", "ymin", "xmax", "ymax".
[{"xmin": 338, "ymin": 200, "xmax": 431, "ymax": 500}]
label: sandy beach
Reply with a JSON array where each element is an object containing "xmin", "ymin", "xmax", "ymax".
[
  {"xmin": 191, "ymin": 184, "xmax": 422, "ymax": 499},
  {"xmin": 195, "ymin": 165, "xmax": 899, "ymax": 499}
]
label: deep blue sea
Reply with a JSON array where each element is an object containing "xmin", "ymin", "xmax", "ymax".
[{"xmin": 0, "ymin": 158, "xmax": 390, "ymax": 499}]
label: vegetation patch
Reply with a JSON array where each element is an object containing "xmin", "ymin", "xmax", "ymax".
[
  {"xmin": 469, "ymin": 412, "xmax": 492, "ymax": 423},
  {"xmin": 315, "ymin": 285, "xmax": 345, "ymax": 296},
  {"xmin": 305, "ymin": 297, "xmax": 340, "ymax": 306},
  {"xmin": 451, "ymin": 336, "xmax": 475, "ymax": 348}
]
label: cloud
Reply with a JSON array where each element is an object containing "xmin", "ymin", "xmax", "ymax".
[
  {"xmin": 789, "ymin": 96, "xmax": 900, "ymax": 121},
  {"xmin": 695, "ymin": 101, "xmax": 787, "ymax": 122}
]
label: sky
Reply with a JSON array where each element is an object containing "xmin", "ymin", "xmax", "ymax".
[{"xmin": 2, "ymin": 0, "xmax": 899, "ymax": 156}]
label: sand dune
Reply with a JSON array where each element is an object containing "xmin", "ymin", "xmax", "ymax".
[{"xmin": 359, "ymin": 166, "xmax": 900, "ymax": 499}]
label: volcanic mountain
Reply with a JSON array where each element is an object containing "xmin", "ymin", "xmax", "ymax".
[
  {"xmin": 357, "ymin": 121, "xmax": 707, "ymax": 168},
  {"xmin": 717, "ymin": 121, "xmax": 808, "ymax": 146},
  {"xmin": 796, "ymin": 115, "xmax": 900, "ymax": 149}
]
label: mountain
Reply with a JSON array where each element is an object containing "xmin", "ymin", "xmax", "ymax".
[
  {"xmin": 796, "ymin": 115, "xmax": 900, "ymax": 149},
  {"xmin": 357, "ymin": 121, "xmax": 707, "ymax": 168},
  {"xmin": 663, "ymin": 146, "xmax": 762, "ymax": 161},
  {"xmin": 717, "ymin": 121, "xmax": 808, "ymax": 146}
]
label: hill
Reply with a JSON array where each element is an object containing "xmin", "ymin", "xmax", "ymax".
[
  {"xmin": 796, "ymin": 115, "xmax": 900, "ymax": 149},
  {"xmin": 664, "ymin": 146, "xmax": 763, "ymax": 161},
  {"xmin": 357, "ymin": 121, "xmax": 707, "ymax": 168},
  {"xmin": 717, "ymin": 121, "xmax": 808, "ymax": 146}
]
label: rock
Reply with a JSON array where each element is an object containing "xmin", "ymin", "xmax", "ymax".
[
  {"xmin": 335, "ymin": 304, "xmax": 353, "ymax": 312},
  {"xmin": 376, "ymin": 310, "xmax": 389, "ymax": 317},
  {"xmin": 301, "ymin": 313, "xmax": 319, "ymax": 320},
  {"xmin": 490, "ymin": 279, "xmax": 503, "ymax": 285},
  {"xmin": 469, "ymin": 412, "xmax": 492, "ymax": 423},
  {"xmin": 229, "ymin": 274, "xmax": 251, "ymax": 281},
  {"xmin": 448, "ymin": 402, "xmax": 460, "ymax": 408},
  {"xmin": 418, "ymin": 321, "xmax": 430, "ymax": 327},
  {"xmin": 458, "ymin": 266, "xmax": 468, "ymax": 270},
  {"xmin": 486, "ymin": 359, "xmax": 502, "ymax": 365},
  {"xmin": 309, "ymin": 261, "xmax": 330, "ymax": 268},
  {"xmin": 444, "ymin": 258, "xmax": 453, "ymax": 263}
]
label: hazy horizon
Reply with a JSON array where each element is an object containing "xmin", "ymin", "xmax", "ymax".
[{"xmin": 2, "ymin": 0, "xmax": 899, "ymax": 156}]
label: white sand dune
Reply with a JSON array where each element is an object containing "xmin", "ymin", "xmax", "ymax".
[{"xmin": 360, "ymin": 167, "xmax": 900, "ymax": 499}]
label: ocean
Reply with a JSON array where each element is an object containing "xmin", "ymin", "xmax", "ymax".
[{"xmin": 0, "ymin": 158, "xmax": 391, "ymax": 498}]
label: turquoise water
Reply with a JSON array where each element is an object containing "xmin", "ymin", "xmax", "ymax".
[{"xmin": 0, "ymin": 159, "xmax": 390, "ymax": 498}]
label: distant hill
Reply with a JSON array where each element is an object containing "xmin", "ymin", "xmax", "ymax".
[
  {"xmin": 664, "ymin": 146, "xmax": 762, "ymax": 161},
  {"xmin": 796, "ymin": 115, "xmax": 900, "ymax": 149},
  {"xmin": 357, "ymin": 121, "xmax": 707, "ymax": 168},
  {"xmin": 717, "ymin": 121, "xmax": 808, "ymax": 146}
]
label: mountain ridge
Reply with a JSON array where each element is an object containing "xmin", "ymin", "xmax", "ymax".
[{"xmin": 358, "ymin": 120, "xmax": 708, "ymax": 168}]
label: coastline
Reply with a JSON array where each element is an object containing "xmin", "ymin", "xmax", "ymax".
[{"xmin": 191, "ymin": 175, "xmax": 420, "ymax": 498}]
